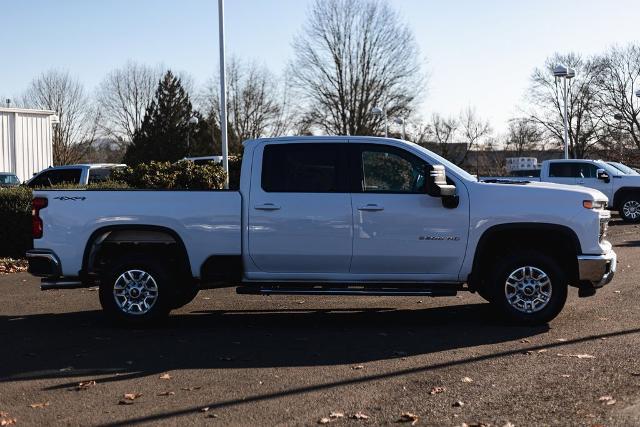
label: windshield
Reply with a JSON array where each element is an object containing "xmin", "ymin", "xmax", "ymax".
[
  {"xmin": 0, "ymin": 174, "xmax": 19, "ymax": 184},
  {"xmin": 608, "ymin": 161, "xmax": 639, "ymax": 175},
  {"xmin": 409, "ymin": 142, "xmax": 478, "ymax": 181},
  {"xmin": 594, "ymin": 161, "xmax": 623, "ymax": 176}
]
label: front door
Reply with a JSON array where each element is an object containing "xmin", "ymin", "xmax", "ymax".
[
  {"xmin": 349, "ymin": 143, "xmax": 469, "ymax": 281},
  {"xmin": 248, "ymin": 142, "xmax": 353, "ymax": 274}
]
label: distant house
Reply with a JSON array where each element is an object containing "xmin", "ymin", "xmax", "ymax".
[{"xmin": 0, "ymin": 108, "xmax": 57, "ymax": 182}]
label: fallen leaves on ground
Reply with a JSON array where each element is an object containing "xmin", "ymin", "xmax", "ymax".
[
  {"xmin": 28, "ymin": 402, "xmax": 50, "ymax": 409},
  {"xmin": 0, "ymin": 258, "xmax": 27, "ymax": 275},
  {"xmin": 0, "ymin": 414, "xmax": 17, "ymax": 426},
  {"xmin": 119, "ymin": 393, "xmax": 142, "ymax": 405},
  {"xmin": 351, "ymin": 365, "xmax": 364, "ymax": 370},
  {"xmin": 461, "ymin": 377, "xmax": 473, "ymax": 383},
  {"xmin": 452, "ymin": 400, "xmax": 465, "ymax": 407},
  {"xmin": 75, "ymin": 380, "xmax": 97, "ymax": 391},
  {"xmin": 598, "ymin": 396, "xmax": 616, "ymax": 405},
  {"xmin": 398, "ymin": 412, "xmax": 419, "ymax": 425},
  {"xmin": 157, "ymin": 391, "xmax": 175, "ymax": 396},
  {"xmin": 181, "ymin": 386, "xmax": 202, "ymax": 391},
  {"xmin": 430, "ymin": 386, "xmax": 446, "ymax": 395},
  {"xmin": 350, "ymin": 412, "xmax": 369, "ymax": 420},
  {"xmin": 318, "ymin": 412, "xmax": 345, "ymax": 424},
  {"xmin": 557, "ymin": 353, "xmax": 596, "ymax": 359},
  {"xmin": 200, "ymin": 407, "xmax": 210, "ymax": 412},
  {"xmin": 159, "ymin": 373, "xmax": 171, "ymax": 380}
]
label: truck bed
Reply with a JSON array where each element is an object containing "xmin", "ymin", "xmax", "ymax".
[{"xmin": 33, "ymin": 190, "xmax": 242, "ymax": 278}]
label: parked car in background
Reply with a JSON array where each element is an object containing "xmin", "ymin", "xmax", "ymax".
[
  {"xmin": 181, "ymin": 156, "xmax": 223, "ymax": 165},
  {"xmin": 0, "ymin": 172, "xmax": 20, "ymax": 188},
  {"xmin": 27, "ymin": 136, "xmax": 615, "ymax": 326},
  {"xmin": 607, "ymin": 161, "xmax": 640, "ymax": 176},
  {"xmin": 26, "ymin": 164, "xmax": 126, "ymax": 188}
]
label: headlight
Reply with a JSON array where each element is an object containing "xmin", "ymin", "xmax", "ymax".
[{"xmin": 583, "ymin": 200, "xmax": 607, "ymax": 210}]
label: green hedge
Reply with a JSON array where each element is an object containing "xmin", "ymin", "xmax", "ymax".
[
  {"xmin": 111, "ymin": 161, "xmax": 227, "ymax": 190},
  {"xmin": 0, "ymin": 187, "xmax": 33, "ymax": 258}
]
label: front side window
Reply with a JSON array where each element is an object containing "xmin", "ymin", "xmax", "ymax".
[
  {"xmin": 359, "ymin": 145, "xmax": 426, "ymax": 193},
  {"xmin": 261, "ymin": 143, "xmax": 346, "ymax": 192}
]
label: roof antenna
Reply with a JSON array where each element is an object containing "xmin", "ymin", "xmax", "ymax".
[{"xmin": 5, "ymin": 99, "xmax": 10, "ymax": 108}]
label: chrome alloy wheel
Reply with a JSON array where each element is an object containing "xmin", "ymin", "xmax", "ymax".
[
  {"xmin": 623, "ymin": 200, "xmax": 640, "ymax": 220},
  {"xmin": 113, "ymin": 269, "xmax": 159, "ymax": 315},
  {"xmin": 504, "ymin": 266, "xmax": 552, "ymax": 313}
]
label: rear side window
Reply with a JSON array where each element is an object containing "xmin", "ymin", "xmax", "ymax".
[
  {"xmin": 88, "ymin": 168, "xmax": 112, "ymax": 184},
  {"xmin": 261, "ymin": 143, "xmax": 346, "ymax": 192},
  {"xmin": 28, "ymin": 169, "xmax": 82, "ymax": 187}
]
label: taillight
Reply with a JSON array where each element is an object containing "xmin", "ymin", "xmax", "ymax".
[{"xmin": 32, "ymin": 197, "xmax": 48, "ymax": 239}]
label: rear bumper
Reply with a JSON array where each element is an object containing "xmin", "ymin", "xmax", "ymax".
[
  {"xmin": 577, "ymin": 249, "xmax": 616, "ymax": 288},
  {"xmin": 26, "ymin": 249, "xmax": 61, "ymax": 278}
]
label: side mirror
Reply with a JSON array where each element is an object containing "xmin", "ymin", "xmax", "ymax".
[
  {"xmin": 596, "ymin": 169, "xmax": 610, "ymax": 183},
  {"xmin": 425, "ymin": 164, "xmax": 456, "ymax": 197}
]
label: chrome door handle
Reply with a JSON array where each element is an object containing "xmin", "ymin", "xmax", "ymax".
[
  {"xmin": 254, "ymin": 203, "xmax": 281, "ymax": 211},
  {"xmin": 357, "ymin": 204, "xmax": 384, "ymax": 211}
]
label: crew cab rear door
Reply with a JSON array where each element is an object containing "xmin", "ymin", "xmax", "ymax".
[
  {"xmin": 349, "ymin": 143, "xmax": 469, "ymax": 280},
  {"xmin": 247, "ymin": 141, "xmax": 353, "ymax": 273}
]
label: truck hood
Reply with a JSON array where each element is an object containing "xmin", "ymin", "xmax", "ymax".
[{"xmin": 478, "ymin": 180, "xmax": 608, "ymax": 202}]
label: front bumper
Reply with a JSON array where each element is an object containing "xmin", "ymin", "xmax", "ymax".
[{"xmin": 577, "ymin": 249, "xmax": 616, "ymax": 288}]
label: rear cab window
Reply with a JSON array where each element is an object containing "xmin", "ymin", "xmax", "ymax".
[
  {"xmin": 28, "ymin": 168, "xmax": 82, "ymax": 188},
  {"xmin": 261, "ymin": 143, "xmax": 348, "ymax": 193}
]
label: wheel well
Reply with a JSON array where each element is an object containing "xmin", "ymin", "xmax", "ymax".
[
  {"xmin": 470, "ymin": 224, "xmax": 580, "ymax": 290},
  {"xmin": 613, "ymin": 187, "xmax": 640, "ymax": 211},
  {"xmin": 82, "ymin": 226, "xmax": 192, "ymax": 283}
]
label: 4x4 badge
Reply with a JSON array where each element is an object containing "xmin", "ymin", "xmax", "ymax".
[{"xmin": 53, "ymin": 196, "xmax": 86, "ymax": 201}]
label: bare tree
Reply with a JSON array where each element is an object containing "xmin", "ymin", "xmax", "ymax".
[
  {"xmin": 505, "ymin": 118, "xmax": 543, "ymax": 155},
  {"xmin": 593, "ymin": 44, "xmax": 640, "ymax": 150},
  {"xmin": 527, "ymin": 53, "xmax": 607, "ymax": 158},
  {"xmin": 204, "ymin": 57, "xmax": 288, "ymax": 153},
  {"xmin": 96, "ymin": 61, "xmax": 161, "ymax": 145},
  {"xmin": 458, "ymin": 107, "xmax": 492, "ymax": 165},
  {"xmin": 291, "ymin": 0, "xmax": 425, "ymax": 136},
  {"xmin": 21, "ymin": 70, "xmax": 98, "ymax": 165},
  {"xmin": 429, "ymin": 113, "xmax": 459, "ymax": 159}
]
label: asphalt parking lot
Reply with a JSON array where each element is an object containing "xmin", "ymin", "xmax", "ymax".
[{"xmin": 1, "ymin": 220, "xmax": 639, "ymax": 426}]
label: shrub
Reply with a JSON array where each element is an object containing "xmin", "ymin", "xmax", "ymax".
[
  {"xmin": 111, "ymin": 161, "xmax": 227, "ymax": 190},
  {"xmin": 0, "ymin": 187, "xmax": 33, "ymax": 257}
]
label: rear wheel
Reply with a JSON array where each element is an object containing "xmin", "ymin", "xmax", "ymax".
[
  {"xmin": 485, "ymin": 251, "xmax": 567, "ymax": 325},
  {"xmin": 99, "ymin": 253, "xmax": 174, "ymax": 325},
  {"xmin": 619, "ymin": 195, "xmax": 640, "ymax": 223}
]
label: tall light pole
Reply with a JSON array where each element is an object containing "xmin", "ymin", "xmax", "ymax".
[
  {"xmin": 553, "ymin": 65, "xmax": 575, "ymax": 159},
  {"xmin": 218, "ymin": 0, "xmax": 229, "ymax": 188},
  {"xmin": 371, "ymin": 106, "xmax": 387, "ymax": 137}
]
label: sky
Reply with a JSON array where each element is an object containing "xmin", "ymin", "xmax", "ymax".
[{"xmin": 2, "ymin": 0, "xmax": 639, "ymax": 133}]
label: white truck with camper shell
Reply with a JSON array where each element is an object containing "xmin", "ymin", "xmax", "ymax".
[{"xmin": 27, "ymin": 137, "xmax": 616, "ymax": 326}]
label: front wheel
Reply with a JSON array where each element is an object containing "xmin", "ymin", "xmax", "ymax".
[
  {"xmin": 99, "ymin": 253, "xmax": 173, "ymax": 325},
  {"xmin": 485, "ymin": 251, "xmax": 567, "ymax": 325},
  {"xmin": 619, "ymin": 195, "xmax": 640, "ymax": 223}
]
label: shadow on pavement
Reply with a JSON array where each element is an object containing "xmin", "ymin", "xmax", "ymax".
[{"xmin": 0, "ymin": 302, "xmax": 545, "ymax": 385}]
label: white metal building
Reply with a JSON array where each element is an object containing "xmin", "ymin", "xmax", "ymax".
[{"xmin": 0, "ymin": 108, "xmax": 57, "ymax": 182}]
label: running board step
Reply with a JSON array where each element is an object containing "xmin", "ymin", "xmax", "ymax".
[
  {"xmin": 236, "ymin": 285, "xmax": 459, "ymax": 297},
  {"xmin": 41, "ymin": 279, "xmax": 86, "ymax": 290}
]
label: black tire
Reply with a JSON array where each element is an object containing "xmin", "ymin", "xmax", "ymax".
[
  {"xmin": 485, "ymin": 250, "xmax": 567, "ymax": 325},
  {"xmin": 99, "ymin": 253, "xmax": 174, "ymax": 325},
  {"xmin": 619, "ymin": 194, "xmax": 640, "ymax": 223},
  {"xmin": 171, "ymin": 286, "xmax": 199, "ymax": 309}
]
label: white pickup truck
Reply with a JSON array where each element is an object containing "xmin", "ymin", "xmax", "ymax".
[
  {"xmin": 488, "ymin": 159, "xmax": 640, "ymax": 222},
  {"xmin": 27, "ymin": 137, "xmax": 616, "ymax": 326}
]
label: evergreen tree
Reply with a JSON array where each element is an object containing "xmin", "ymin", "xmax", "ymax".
[{"xmin": 123, "ymin": 71, "xmax": 194, "ymax": 165}]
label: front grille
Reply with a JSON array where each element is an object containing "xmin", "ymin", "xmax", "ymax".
[{"xmin": 599, "ymin": 217, "xmax": 609, "ymax": 242}]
